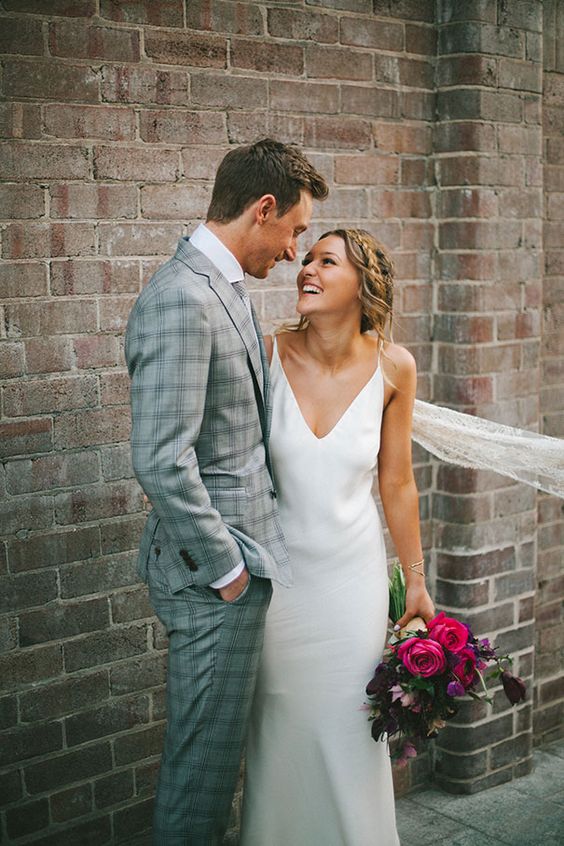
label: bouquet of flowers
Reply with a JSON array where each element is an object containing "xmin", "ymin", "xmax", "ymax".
[{"xmin": 366, "ymin": 563, "xmax": 526, "ymax": 766}]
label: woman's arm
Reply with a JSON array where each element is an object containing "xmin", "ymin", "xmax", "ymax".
[
  {"xmin": 264, "ymin": 334, "xmax": 273, "ymax": 365},
  {"xmin": 378, "ymin": 344, "xmax": 435, "ymax": 628}
]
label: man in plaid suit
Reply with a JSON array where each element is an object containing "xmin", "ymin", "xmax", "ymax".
[{"xmin": 126, "ymin": 140, "xmax": 328, "ymax": 845}]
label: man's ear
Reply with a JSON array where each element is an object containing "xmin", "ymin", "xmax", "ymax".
[{"xmin": 256, "ymin": 194, "xmax": 277, "ymax": 224}]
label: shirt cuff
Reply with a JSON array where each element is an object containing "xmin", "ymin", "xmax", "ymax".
[{"xmin": 209, "ymin": 560, "xmax": 246, "ymax": 589}]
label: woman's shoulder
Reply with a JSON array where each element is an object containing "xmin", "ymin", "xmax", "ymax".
[{"xmin": 381, "ymin": 341, "xmax": 417, "ymax": 389}]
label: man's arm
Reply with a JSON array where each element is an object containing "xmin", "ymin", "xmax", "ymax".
[{"xmin": 126, "ymin": 282, "xmax": 244, "ymax": 585}]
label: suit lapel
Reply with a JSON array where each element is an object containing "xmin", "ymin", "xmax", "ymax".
[{"xmin": 174, "ymin": 238, "xmax": 266, "ymax": 407}]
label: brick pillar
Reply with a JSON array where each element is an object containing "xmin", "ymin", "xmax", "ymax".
[
  {"xmin": 536, "ymin": 0, "xmax": 564, "ymax": 744},
  {"xmin": 432, "ymin": 0, "xmax": 543, "ymax": 792}
]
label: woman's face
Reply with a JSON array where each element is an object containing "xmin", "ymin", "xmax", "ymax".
[{"xmin": 296, "ymin": 235, "xmax": 362, "ymax": 322}]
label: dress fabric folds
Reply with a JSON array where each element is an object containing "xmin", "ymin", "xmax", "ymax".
[{"xmin": 240, "ymin": 340, "xmax": 400, "ymax": 846}]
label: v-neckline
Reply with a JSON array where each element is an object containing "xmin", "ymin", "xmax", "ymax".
[{"xmin": 273, "ymin": 339, "xmax": 380, "ymax": 442}]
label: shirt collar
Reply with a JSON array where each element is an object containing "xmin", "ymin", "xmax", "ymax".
[{"xmin": 190, "ymin": 223, "xmax": 244, "ymax": 284}]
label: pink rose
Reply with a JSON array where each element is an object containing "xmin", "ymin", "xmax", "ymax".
[
  {"xmin": 427, "ymin": 611, "xmax": 469, "ymax": 654},
  {"xmin": 397, "ymin": 637, "xmax": 447, "ymax": 678},
  {"xmin": 453, "ymin": 646, "xmax": 478, "ymax": 688}
]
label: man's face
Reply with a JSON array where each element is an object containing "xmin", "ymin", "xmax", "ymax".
[{"xmin": 245, "ymin": 190, "xmax": 313, "ymax": 279}]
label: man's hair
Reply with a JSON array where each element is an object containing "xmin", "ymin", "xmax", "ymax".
[{"xmin": 207, "ymin": 138, "xmax": 328, "ymax": 222}]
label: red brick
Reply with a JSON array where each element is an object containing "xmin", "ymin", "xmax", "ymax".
[
  {"xmin": 98, "ymin": 223, "xmax": 182, "ymax": 257},
  {"xmin": 304, "ymin": 116, "xmax": 371, "ymax": 150},
  {"xmin": 400, "ymin": 90, "xmax": 434, "ymax": 121},
  {"xmin": 406, "ymin": 23, "xmax": 436, "ymax": 55},
  {"xmin": 497, "ymin": 124, "xmax": 542, "ymax": 155},
  {"xmin": 434, "ymin": 121, "xmax": 496, "ymax": 152},
  {"xmin": 400, "ymin": 221, "xmax": 434, "ymax": 250},
  {"xmin": 231, "ymin": 38, "xmax": 303, "ymax": 76},
  {"xmin": 6, "ymin": 451, "xmax": 99, "ymax": 495},
  {"xmin": 0, "ymin": 184, "xmax": 45, "ymax": 219},
  {"xmin": 438, "ymin": 282, "xmax": 521, "ymax": 314},
  {"xmin": 433, "ymin": 314, "xmax": 494, "ymax": 344},
  {"xmin": 373, "ymin": 0, "xmax": 434, "ymax": 22},
  {"xmin": 399, "ymin": 158, "xmax": 433, "ymax": 187},
  {"xmin": 0, "ymin": 17, "xmax": 44, "ymax": 55},
  {"xmin": 498, "ymin": 188, "xmax": 542, "ymax": 220},
  {"xmin": 374, "ymin": 54, "xmax": 434, "ymax": 89},
  {"xmin": 305, "ymin": 44, "xmax": 372, "ymax": 81},
  {"xmin": 101, "ymin": 65, "xmax": 188, "ymax": 106},
  {"xmin": 270, "ymin": 81, "xmax": 339, "ymax": 115},
  {"xmin": 3, "ymin": 60, "xmax": 99, "ymax": 103},
  {"xmin": 43, "ymin": 104, "xmax": 135, "ymax": 142},
  {"xmin": 2, "ymin": 223, "xmax": 96, "ymax": 259},
  {"xmin": 497, "ymin": 310, "xmax": 541, "ymax": 341},
  {"xmin": 340, "ymin": 16, "xmax": 403, "ymax": 51},
  {"xmin": 100, "ymin": 370, "xmax": 130, "ymax": 405},
  {"xmin": 93, "ymin": 146, "xmax": 179, "ymax": 182},
  {"xmin": 437, "ymin": 55, "xmax": 497, "ymax": 87},
  {"xmin": 51, "ymin": 259, "xmax": 139, "ymax": 296},
  {"xmin": 55, "ymin": 480, "xmax": 141, "ymax": 524},
  {"xmin": 0, "ymin": 419, "xmax": 52, "ymax": 458},
  {"xmin": 50, "ymin": 784, "xmax": 92, "ymax": 824},
  {"xmin": 99, "ymin": 296, "xmax": 137, "ymax": 333},
  {"xmin": 544, "ymin": 221, "xmax": 564, "ymax": 249},
  {"xmin": 144, "ymin": 29, "xmax": 227, "ymax": 68},
  {"xmin": 268, "ymin": 8, "xmax": 337, "ymax": 43},
  {"xmin": 3, "ymin": 0, "xmax": 96, "ymax": 14},
  {"xmin": 100, "ymin": 0, "xmax": 183, "ymax": 26},
  {"xmin": 341, "ymin": 85, "xmax": 397, "ymax": 118},
  {"xmin": 548, "ymin": 193, "xmax": 564, "ymax": 219},
  {"xmin": 54, "ymin": 407, "xmax": 131, "ymax": 449},
  {"xmin": 0, "ymin": 103, "xmax": 42, "ymax": 140},
  {"xmin": 48, "ymin": 20, "xmax": 139, "ymax": 61},
  {"xmin": 371, "ymin": 190, "xmax": 431, "ymax": 219},
  {"xmin": 140, "ymin": 184, "xmax": 210, "ymax": 220},
  {"xmin": 312, "ymin": 187, "xmax": 368, "ymax": 220},
  {"xmin": 50, "ymin": 184, "xmax": 137, "ymax": 220},
  {"xmin": 8, "ymin": 526, "xmax": 100, "ymax": 574},
  {"xmin": 6, "ymin": 300, "xmax": 97, "ymax": 337},
  {"xmin": 24, "ymin": 337, "xmax": 73, "ymax": 374},
  {"xmin": 438, "ymin": 187, "xmax": 497, "ymax": 218},
  {"xmin": 0, "ymin": 142, "xmax": 90, "ymax": 180},
  {"xmin": 4, "ymin": 375, "xmax": 98, "ymax": 417},
  {"xmin": 499, "ymin": 58, "xmax": 542, "ymax": 93},
  {"xmin": 400, "ymin": 283, "xmax": 432, "ymax": 314},
  {"xmin": 373, "ymin": 122, "xmax": 431, "ymax": 154},
  {"xmin": 186, "ymin": 0, "xmax": 263, "ymax": 35},
  {"xmin": 138, "ymin": 109, "xmax": 226, "ymax": 144},
  {"xmin": 0, "ymin": 263, "xmax": 48, "ymax": 298},
  {"xmin": 0, "ymin": 342, "xmax": 25, "ymax": 379},
  {"xmin": 433, "ymin": 374, "xmax": 493, "ymax": 406},
  {"xmin": 191, "ymin": 73, "xmax": 268, "ymax": 109},
  {"xmin": 226, "ymin": 110, "xmax": 305, "ymax": 145},
  {"xmin": 181, "ymin": 146, "xmax": 228, "ymax": 180},
  {"xmin": 73, "ymin": 335, "xmax": 122, "ymax": 369}
]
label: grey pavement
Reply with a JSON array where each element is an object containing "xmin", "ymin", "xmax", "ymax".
[{"xmin": 396, "ymin": 738, "xmax": 564, "ymax": 846}]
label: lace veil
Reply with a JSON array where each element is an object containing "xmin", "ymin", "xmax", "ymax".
[{"xmin": 412, "ymin": 400, "xmax": 564, "ymax": 500}]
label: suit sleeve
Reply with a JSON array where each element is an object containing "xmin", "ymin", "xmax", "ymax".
[{"xmin": 126, "ymin": 282, "xmax": 243, "ymax": 584}]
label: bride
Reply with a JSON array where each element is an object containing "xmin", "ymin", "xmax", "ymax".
[{"xmin": 239, "ymin": 228, "xmax": 435, "ymax": 845}]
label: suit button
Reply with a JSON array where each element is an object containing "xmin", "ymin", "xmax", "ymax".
[
  {"xmin": 154, "ymin": 547, "xmax": 161, "ymax": 557},
  {"xmin": 270, "ymin": 489, "xmax": 277, "ymax": 499},
  {"xmin": 179, "ymin": 549, "xmax": 198, "ymax": 572}
]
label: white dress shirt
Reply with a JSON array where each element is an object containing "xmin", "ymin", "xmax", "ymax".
[{"xmin": 190, "ymin": 223, "xmax": 248, "ymax": 589}]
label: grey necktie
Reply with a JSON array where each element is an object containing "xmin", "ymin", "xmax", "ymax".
[
  {"xmin": 232, "ymin": 280, "xmax": 253, "ymax": 319},
  {"xmin": 232, "ymin": 280, "xmax": 263, "ymax": 383}
]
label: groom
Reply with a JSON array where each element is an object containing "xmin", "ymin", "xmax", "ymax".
[{"xmin": 126, "ymin": 139, "xmax": 328, "ymax": 844}]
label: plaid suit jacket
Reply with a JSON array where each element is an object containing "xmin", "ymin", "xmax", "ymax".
[{"xmin": 125, "ymin": 237, "xmax": 291, "ymax": 592}]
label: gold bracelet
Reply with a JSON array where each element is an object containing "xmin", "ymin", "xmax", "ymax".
[{"xmin": 408, "ymin": 557, "xmax": 425, "ymax": 576}]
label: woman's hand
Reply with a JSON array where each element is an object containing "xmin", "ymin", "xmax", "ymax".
[{"xmin": 395, "ymin": 580, "xmax": 435, "ymax": 630}]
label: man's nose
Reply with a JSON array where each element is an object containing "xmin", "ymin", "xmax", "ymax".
[{"xmin": 283, "ymin": 243, "xmax": 297, "ymax": 262}]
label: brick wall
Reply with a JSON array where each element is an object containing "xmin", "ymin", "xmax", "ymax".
[{"xmin": 0, "ymin": 1, "xmax": 562, "ymax": 843}]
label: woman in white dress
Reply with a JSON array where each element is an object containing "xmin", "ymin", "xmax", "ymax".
[{"xmin": 240, "ymin": 228, "xmax": 435, "ymax": 846}]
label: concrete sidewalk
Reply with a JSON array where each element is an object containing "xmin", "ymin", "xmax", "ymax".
[{"xmin": 395, "ymin": 738, "xmax": 564, "ymax": 846}]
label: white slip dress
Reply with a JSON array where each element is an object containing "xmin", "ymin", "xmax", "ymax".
[{"xmin": 240, "ymin": 338, "xmax": 400, "ymax": 846}]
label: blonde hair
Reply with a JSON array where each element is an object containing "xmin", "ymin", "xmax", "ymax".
[{"xmin": 280, "ymin": 228, "xmax": 395, "ymax": 347}]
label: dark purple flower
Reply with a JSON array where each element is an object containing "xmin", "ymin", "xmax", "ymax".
[
  {"xmin": 366, "ymin": 665, "xmax": 389, "ymax": 697},
  {"xmin": 501, "ymin": 670, "xmax": 526, "ymax": 705},
  {"xmin": 447, "ymin": 680, "xmax": 465, "ymax": 697}
]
